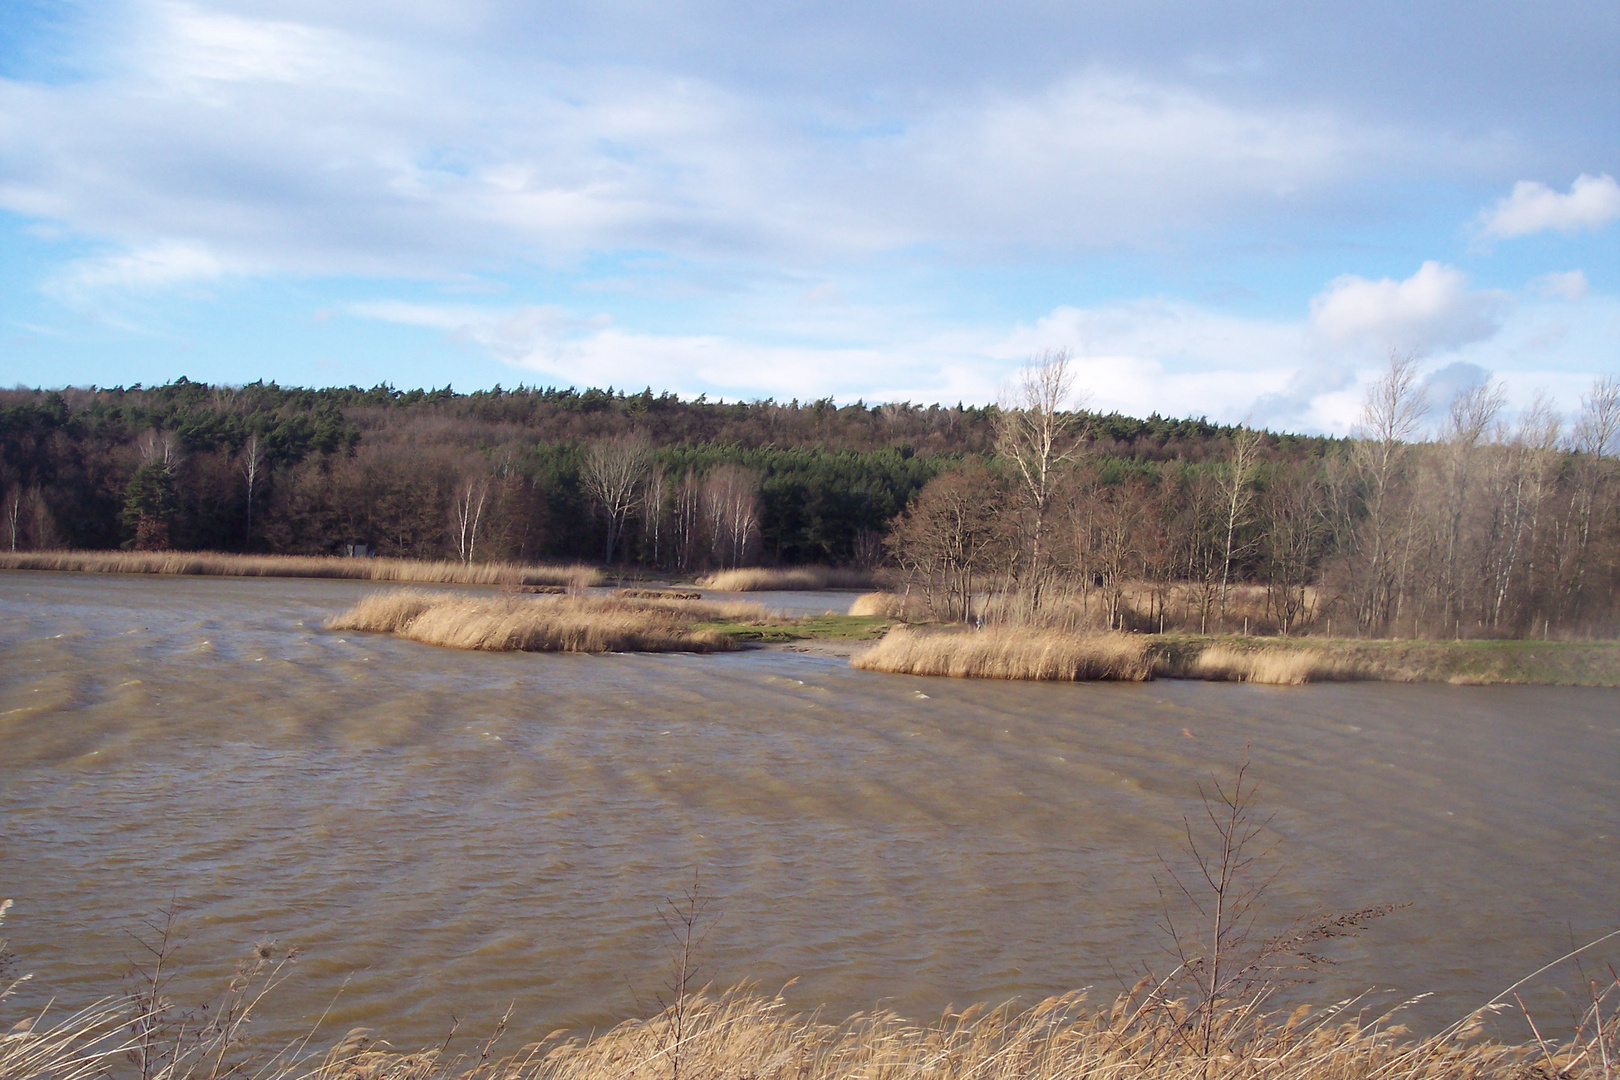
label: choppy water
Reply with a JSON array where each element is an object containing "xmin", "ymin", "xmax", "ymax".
[{"xmin": 1, "ymin": 570, "xmax": 1615, "ymax": 1047}]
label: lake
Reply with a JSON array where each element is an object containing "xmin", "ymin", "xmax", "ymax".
[{"xmin": 1, "ymin": 570, "xmax": 1615, "ymax": 1046}]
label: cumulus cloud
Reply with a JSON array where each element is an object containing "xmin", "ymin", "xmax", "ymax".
[
  {"xmin": 1477, "ymin": 173, "xmax": 1620, "ymax": 239},
  {"xmin": 1308, "ymin": 261, "xmax": 1511, "ymax": 357}
]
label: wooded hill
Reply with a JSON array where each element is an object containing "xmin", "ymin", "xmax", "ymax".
[
  {"xmin": 2, "ymin": 370, "xmax": 1615, "ymax": 640},
  {"xmin": 0, "ymin": 377, "xmax": 1318, "ymax": 566}
]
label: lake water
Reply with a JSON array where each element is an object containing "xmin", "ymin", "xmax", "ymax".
[{"xmin": 2, "ymin": 570, "xmax": 1615, "ymax": 1047}]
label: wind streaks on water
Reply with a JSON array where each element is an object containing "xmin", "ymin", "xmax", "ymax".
[{"xmin": 1, "ymin": 570, "xmax": 1616, "ymax": 1046}]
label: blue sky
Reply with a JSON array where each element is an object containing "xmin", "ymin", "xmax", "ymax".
[{"xmin": 1, "ymin": 0, "xmax": 1616, "ymax": 432}]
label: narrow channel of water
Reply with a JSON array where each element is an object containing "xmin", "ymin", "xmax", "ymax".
[{"xmin": 2, "ymin": 571, "xmax": 1615, "ymax": 1046}]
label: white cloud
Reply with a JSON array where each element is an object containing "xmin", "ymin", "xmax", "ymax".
[
  {"xmin": 1477, "ymin": 173, "xmax": 1620, "ymax": 239},
  {"xmin": 1308, "ymin": 261, "xmax": 1510, "ymax": 357},
  {"xmin": 351, "ymin": 265, "xmax": 1616, "ymax": 435},
  {"xmin": 0, "ymin": 2, "xmax": 1494, "ymax": 280},
  {"xmin": 1528, "ymin": 269, "xmax": 1589, "ymax": 300},
  {"xmin": 870, "ymin": 73, "xmax": 1399, "ymax": 248},
  {"xmin": 151, "ymin": 1, "xmax": 389, "ymax": 89},
  {"xmin": 47, "ymin": 241, "xmax": 228, "ymax": 296}
]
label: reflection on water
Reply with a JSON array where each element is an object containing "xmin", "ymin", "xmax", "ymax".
[{"xmin": 1, "ymin": 570, "xmax": 1616, "ymax": 1045}]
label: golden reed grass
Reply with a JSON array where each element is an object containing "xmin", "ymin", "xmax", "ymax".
[
  {"xmin": 326, "ymin": 591, "xmax": 741, "ymax": 653},
  {"xmin": 696, "ymin": 566, "xmax": 875, "ymax": 591},
  {"xmin": 1185, "ymin": 646, "xmax": 1357, "ymax": 686},
  {"xmin": 0, "ymin": 550, "xmax": 601, "ymax": 588},
  {"xmin": 8, "ymin": 979, "xmax": 1616, "ymax": 1080},
  {"xmin": 847, "ymin": 591, "xmax": 926, "ymax": 619},
  {"xmin": 852, "ymin": 625, "xmax": 1154, "ymax": 681}
]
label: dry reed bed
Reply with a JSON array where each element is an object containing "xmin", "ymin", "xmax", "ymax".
[
  {"xmin": 852, "ymin": 625, "xmax": 1155, "ymax": 681},
  {"xmin": 8, "ymin": 981, "xmax": 1614, "ymax": 1080},
  {"xmin": 697, "ymin": 566, "xmax": 876, "ymax": 591},
  {"xmin": 326, "ymin": 591, "xmax": 756, "ymax": 653},
  {"xmin": 1180, "ymin": 645, "xmax": 1357, "ymax": 685},
  {"xmin": 847, "ymin": 590, "xmax": 928, "ymax": 620},
  {"xmin": 1157, "ymin": 638, "xmax": 1620, "ymax": 686},
  {"xmin": 853, "ymin": 626, "xmax": 1620, "ymax": 685},
  {"xmin": 0, "ymin": 550, "xmax": 601, "ymax": 588}
]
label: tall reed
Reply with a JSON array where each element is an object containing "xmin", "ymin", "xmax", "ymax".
[
  {"xmin": 846, "ymin": 591, "xmax": 926, "ymax": 620},
  {"xmin": 1184, "ymin": 645, "xmax": 1357, "ymax": 685},
  {"xmin": 696, "ymin": 567, "xmax": 875, "ymax": 591},
  {"xmin": 851, "ymin": 625, "xmax": 1154, "ymax": 681},
  {"xmin": 327, "ymin": 591, "xmax": 745, "ymax": 653},
  {"xmin": 8, "ymin": 979, "xmax": 1616, "ymax": 1080},
  {"xmin": 0, "ymin": 550, "xmax": 600, "ymax": 588}
]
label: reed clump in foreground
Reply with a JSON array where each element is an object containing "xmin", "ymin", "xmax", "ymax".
[
  {"xmin": 696, "ymin": 566, "xmax": 876, "ymax": 591},
  {"xmin": 851, "ymin": 624, "xmax": 1154, "ymax": 681},
  {"xmin": 8, "ymin": 973, "xmax": 1618, "ymax": 1080},
  {"xmin": 326, "ymin": 590, "xmax": 757, "ymax": 653},
  {"xmin": 0, "ymin": 550, "xmax": 601, "ymax": 589}
]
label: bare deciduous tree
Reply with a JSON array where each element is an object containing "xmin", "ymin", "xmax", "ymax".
[
  {"xmin": 581, "ymin": 433, "xmax": 652, "ymax": 564},
  {"xmin": 701, "ymin": 464, "xmax": 761, "ymax": 569},
  {"xmin": 139, "ymin": 428, "xmax": 183, "ymax": 475},
  {"xmin": 997, "ymin": 348, "xmax": 1084, "ymax": 610},
  {"xmin": 643, "ymin": 465, "xmax": 668, "ymax": 568},
  {"xmin": 886, "ymin": 461, "xmax": 1007, "ymax": 622},
  {"xmin": 1348, "ymin": 352, "xmax": 1428, "ymax": 632},
  {"xmin": 4, "ymin": 487, "xmax": 19, "ymax": 552},
  {"xmin": 671, "ymin": 470, "xmax": 703, "ymax": 572},
  {"xmin": 452, "ymin": 473, "xmax": 490, "ymax": 564},
  {"xmin": 240, "ymin": 434, "xmax": 265, "ymax": 548},
  {"xmin": 1572, "ymin": 375, "xmax": 1620, "ymax": 617},
  {"xmin": 1435, "ymin": 380, "xmax": 1505, "ymax": 630},
  {"xmin": 1216, "ymin": 426, "xmax": 1263, "ymax": 626}
]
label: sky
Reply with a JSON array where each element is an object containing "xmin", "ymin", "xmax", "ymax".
[{"xmin": 1, "ymin": 0, "xmax": 1616, "ymax": 433}]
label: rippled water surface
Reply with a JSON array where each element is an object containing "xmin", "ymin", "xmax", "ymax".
[{"xmin": 2, "ymin": 571, "xmax": 1616, "ymax": 1044}]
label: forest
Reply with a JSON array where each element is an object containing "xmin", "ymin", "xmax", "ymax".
[{"xmin": 1, "ymin": 360, "xmax": 1616, "ymax": 639}]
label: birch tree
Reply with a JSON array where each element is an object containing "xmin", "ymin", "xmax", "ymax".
[
  {"xmin": 996, "ymin": 348, "xmax": 1083, "ymax": 612},
  {"xmin": 452, "ymin": 473, "xmax": 490, "ymax": 564},
  {"xmin": 1349, "ymin": 353, "xmax": 1428, "ymax": 632},
  {"xmin": 1571, "ymin": 374, "xmax": 1620, "ymax": 617},
  {"xmin": 1216, "ymin": 426, "xmax": 1263, "ymax": 625},
  {"xmin": 240, "ymin": 433, "xmax": 265, "ymax": 548}
]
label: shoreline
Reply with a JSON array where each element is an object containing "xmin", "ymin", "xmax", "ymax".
[
  {"xmin": 7, "ymin": 561, "xmax": 1616, "ymax": 683},
  {"xmin": 845, "ymin": 623, "xmax": 1620, "ymax": 686}
]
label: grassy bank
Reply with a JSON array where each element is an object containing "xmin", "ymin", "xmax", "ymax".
[
  {"xmin": 1151, "ymin": 634, "xmax": 1620, "ymax": 686},
  {"xmin": 848, "ymin": 625, "xmax": 1620, "ymax": 685},
  {"xmin": 327, "ymin": 590, "xmax": 752, "ymax": 653},
  {"xmin": 0, "ymin": 550, "xmax": 601, "ymax": 588},
  {"xmin": 698, "ymin": 612, "xmax": 892, "ymax": 644},
  {"xmin": 696, "ymin": 566, "xmax": 876, "ymax": 591}
]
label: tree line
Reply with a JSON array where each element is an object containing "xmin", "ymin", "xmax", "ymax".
[
  {"xmin": 886, "ymin": 352, "xmax": 1620, "ymax": 639},
  {"xmin": 0, "ymin": 380, "xmax": 949, "ymax": 567},
  {"xmin": 2, "ymin": 368, "xmax": 1615, "ymax": 638}
]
